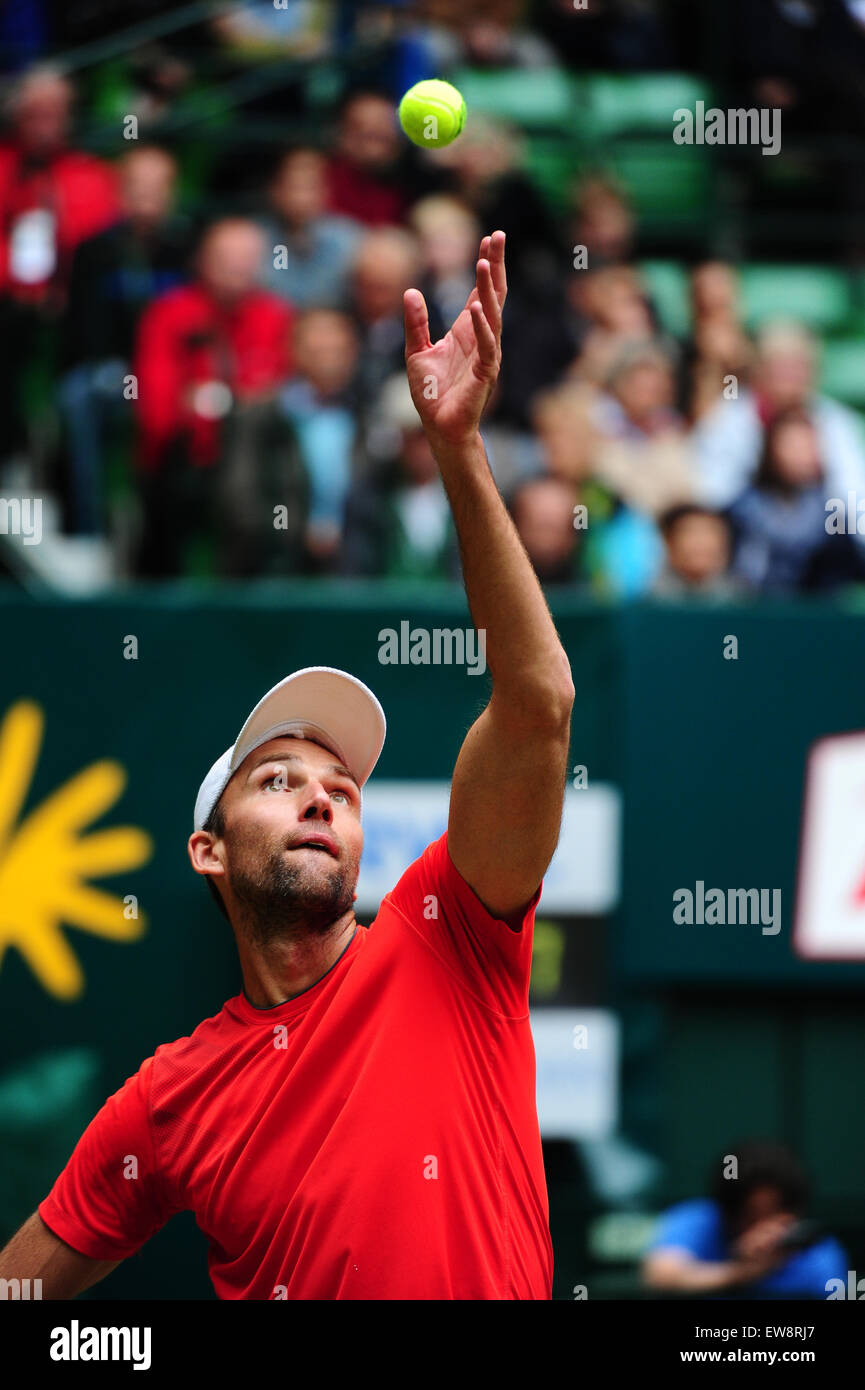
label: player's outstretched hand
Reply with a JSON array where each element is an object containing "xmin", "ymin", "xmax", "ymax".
[{"xmin": 404, "ymin": 229, "xmax": 507, "ymax": 450}]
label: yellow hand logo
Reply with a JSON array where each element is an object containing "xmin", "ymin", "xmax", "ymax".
[{"xmin": 0, "ymin": 700, "xmax": 154, "ymax": 1000}]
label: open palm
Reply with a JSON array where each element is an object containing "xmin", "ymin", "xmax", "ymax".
[{"xmin": 404, "ymin": 230, "xmax": 507, "ymax": 448}]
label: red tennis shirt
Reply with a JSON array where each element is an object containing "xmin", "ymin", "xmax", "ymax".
[{"xmin": 39, "ymin": 832, "xmax": 553, "ymax": 1300}]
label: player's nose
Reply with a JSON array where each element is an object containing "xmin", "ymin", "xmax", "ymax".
[{"xmin": 302, "ymin": 786, "xmax": 333, "ymax": 822}]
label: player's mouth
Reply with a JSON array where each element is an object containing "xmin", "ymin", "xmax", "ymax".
[{"xmin": 289, "ymin": 834, "xmax": 339, "ymax": 858}]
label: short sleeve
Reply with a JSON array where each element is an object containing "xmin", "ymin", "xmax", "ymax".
[
  {"xmin": 38, "ymin": 1055, "xmax": 175, "ymax": 1261},
  {"xmin": 647, "ymin": 1200, "xmax": 722, "ymax": 1260},
  {"xmin": 384, "ymin": 831, "xmax": 541, "ymax": 1018}
]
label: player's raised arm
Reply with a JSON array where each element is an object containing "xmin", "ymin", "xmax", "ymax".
[{"xmin": 404, "ymin": 231, "xmax": 575, "ymax": 930}]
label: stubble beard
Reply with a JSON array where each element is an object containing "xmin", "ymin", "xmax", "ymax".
[{"xmin": 229, "ymin": 841, "xmax": 357, "ymax": 947}]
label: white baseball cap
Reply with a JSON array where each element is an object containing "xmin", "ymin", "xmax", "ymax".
[{"xmin": 193, "ymin": 666, "xmax": 386, "ymax": 831}]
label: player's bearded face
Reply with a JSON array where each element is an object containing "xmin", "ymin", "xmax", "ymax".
[{"xmin": 225, "ymin": 816, "xmax": 360, "ymax": 945}]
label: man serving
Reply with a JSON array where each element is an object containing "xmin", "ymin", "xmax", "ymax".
[{"xmin": 0, "ymin": 231, "xmax": 575, "ymax": 1300}]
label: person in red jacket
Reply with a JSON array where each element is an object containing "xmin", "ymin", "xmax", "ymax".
[
  {"xmin": 133, "ymin": 217, "xmax": 295, "ymax": 576},
  {"xmin": 0, "ymin": 65, "xmax": 119, "ymax": 466},
  {"xmin": 0, "ymin": 66, "xmax": 119, "ymax": 306},
  {"xmin": 326, "ymin": 91, "xmax": 408, "ymax": 227}
]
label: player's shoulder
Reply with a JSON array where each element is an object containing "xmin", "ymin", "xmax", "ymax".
[
  {"xmin": 377, "ymin": 832, "xmax": 450, "ymax": 913},
  {"xmin": 146, "ymin": 999, "xmax": 245, "ymax": 1082}
]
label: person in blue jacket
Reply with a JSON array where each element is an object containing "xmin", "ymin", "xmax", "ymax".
[{"xmin": 642, "ymin": 1140, "xmax": 847, "ymax": 1298}]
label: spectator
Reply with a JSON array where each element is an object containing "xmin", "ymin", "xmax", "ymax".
[
  {"xmin": 571, "ymin": 175, "xmax": 636, "ymax": 268},
  {"xmin": 691, "ymin": 259, "xmax": 740, "ymax": 323},
  {"xmin": 278, "ymin": 308, "xmax": 362, "ymax": 569},
  {"xmin": 351, "ymin": 226, "xmax": 432, "ymax": 400},
  {"xmin": 591, "ymin": 341, "xmax": 696, "ymax": 518},
  {"xmin": 508, "ymin": 474, "xmax": 587, "ymax": 587},
  {"xmin": 432, "ymin": 2, "xmax": 560, "ymax": 68},
  {"xmin": 681, "ymin": 262, "xmax": 753, "ymax": 424},
  {"xmin": 496, "ymin": 262, "xmax": 655, "ymax": 430},
  {"xmin": 532, "ymin": 382, "xmax": 661, "ymax": 596},
  {"xmin": 409, "ymin": 194, "xmax": 480, "ymax": 330},
  {"xmin": 58, "ymin": 145, "xmax": 190, "ymax": 535},
  {"xmin": 340, "ymin": 374, "xmax": 457, "ymax": 579},
  {"xmin": 727, "ymin": 405, "xmax": 855, "ymax": 594},
  {"xmin": 654, "ymin": 504, "xmax": 739, "ymax": 599},
  {"xmin": 0, "ymin": 66, "xmax": 119, "ymax": 306},
  {"xmin": 0, "ymin": 66, "xmax": 119, "ymax": 470},
  {"xmin": 326, "ymin": 91, "xmax": 407, "ymax": 227},
  {"xmin": 133, "ymin": 218, "xmax": 294, "ymax": 576},
  {"xmin": 571, "ymin": 265, "xmax": 658, "ymax": 389},
  {"xmin": 694, "ymin": 321, "xmax": 865, "ymax": 508},
  {"xmin": 259, "ymin": 146, "xmax": 363, "ymax": 310},
  {"xmin": 643, "ymin": 1139, "xmax": 847, "ymax": 1298}
]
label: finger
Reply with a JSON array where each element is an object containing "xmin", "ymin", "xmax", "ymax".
[
  {"xmin": 461, "ymin": 236, "xmax": 490, "ymax": 316},
  {"xmin": 476, "ymin": 259, "xmax": 501, "ymax": 340},
  {"xmin": 470, "ymin": 299, "xmax": 497, "ymax": 367},
  {"xmin": 403, "ymin": 288, "xmax": 431, "ymax": 357},
  {"xmin": 488, "ymin": 229, "xmax": 507, "ymax": 307},
  {"xmin": 460, "ymin": 279, "xmax": 481, "ymax": 316}
]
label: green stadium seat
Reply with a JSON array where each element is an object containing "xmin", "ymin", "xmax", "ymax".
[
  {"xmin": 638, "ymin": 261, "xmax": 692, "ymax": 337},
  {"xmin": 577, "ymin": 73, "xmax": 715, "ymax": 141},
  {"xmin": 606, "ymin": 141, "xmax": 713, "ymax": 234},
  {"xmin": 741, "ymin": 265, "xmax": 851, "ymax": 335},
  {"xmin": 454, "ymin": 66, "xmax": 578, "ymax": 131},
  {"xmin": 524, "ymin": 135, "xmax": 580, "ymax": 212},
  {"xmin": 819, "ymin": 338, "xmax": 865, "ymax": 408}
]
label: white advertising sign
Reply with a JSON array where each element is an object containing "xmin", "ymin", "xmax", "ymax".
[
  {"xmin": 356, "ymin": 782, "xmax": 621, "ymax": 915},
  {"xmin": 794, "ymin": 730, "xmax": 865, "ymax": 960},
  {"xmin": 532, "ymin": 1008, "xmax": 619, "ymax": 1140}
]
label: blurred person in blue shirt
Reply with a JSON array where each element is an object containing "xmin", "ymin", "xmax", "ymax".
[
  {"xmin": 643, "ymin": 1140, "xmax": 847, "ymax": 1298},
  {"xmin": 259, "ymin": 147, "xmax": 362, "ymax": 311},
  {"xmin": 278, "ymin": 306, "xmax": 361, "ymax": 570},
  {"xmin": 727, "ymin": 405, "xmax": 864, "ymax": 594}
]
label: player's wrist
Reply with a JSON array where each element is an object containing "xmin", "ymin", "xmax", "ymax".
[{"xmin": 425, "ymin": 426, "xmax": 485, "ymax": 465}]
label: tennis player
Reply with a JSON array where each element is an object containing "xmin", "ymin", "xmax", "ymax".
[{"xmin": 0, "ymin": 231, "xmax": 575, "ymax": 1300}]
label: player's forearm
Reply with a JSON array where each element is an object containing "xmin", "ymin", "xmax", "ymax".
[{"xmin": 432, "ymin": 431, "xmax": 574, "ymax": 717}]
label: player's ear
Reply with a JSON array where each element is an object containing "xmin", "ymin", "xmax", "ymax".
[{"xmin": 188, "ymin": 830, "xmax": 223, "ymax": 878}]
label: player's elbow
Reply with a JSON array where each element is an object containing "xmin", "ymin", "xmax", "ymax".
[
  {"xmin": 537, "ymin": 650, "xmax": 575, "ymax": 727},
  {"xmin": 506, "ymin": 675, "xmax": 575, "ymax": 734},
  {"xmin": 528, "ymin": 667, "xmax": 575, "ymax": 733},
  {"xmin": 494, "ymin": 648, "xmax": 574, "ymax": 729}
]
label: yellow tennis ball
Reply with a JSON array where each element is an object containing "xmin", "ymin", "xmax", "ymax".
[{"xmin": 398, "ymin": 79, "xmax": 467, "ymax": 149}]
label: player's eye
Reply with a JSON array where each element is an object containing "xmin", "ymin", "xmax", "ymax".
[{"xmin": 330, "ymin": 788, "xmax": 349, "ymax": 803}]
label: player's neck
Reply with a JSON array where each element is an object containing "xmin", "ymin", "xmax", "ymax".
[{"xmin": 236, "ymin": 910, "xmax": 357, "ymax": 1009}]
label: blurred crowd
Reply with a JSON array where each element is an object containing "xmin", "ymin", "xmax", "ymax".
[{"xmin": 2, "ymin": 0, "xmax": 865, "ymax": 596}]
